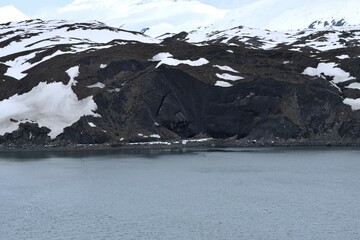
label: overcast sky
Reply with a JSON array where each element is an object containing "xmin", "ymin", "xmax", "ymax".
[{"xmin": 1, "ymin": 0, "xmax": 253, "ymax": 19}]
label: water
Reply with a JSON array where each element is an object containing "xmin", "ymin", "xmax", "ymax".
[{"xmin": 0, "ymin": 148, "xmax": 360, "ymax": 240}]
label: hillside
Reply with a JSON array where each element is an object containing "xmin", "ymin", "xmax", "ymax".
[{"xmin": 1, "ymin": 19, "xmax": 360, "ymax": 148}]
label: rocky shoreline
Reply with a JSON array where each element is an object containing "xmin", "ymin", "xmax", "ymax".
[{"xmin": 1, "ymin": 137, "xmax": 360, "ymax": 154}]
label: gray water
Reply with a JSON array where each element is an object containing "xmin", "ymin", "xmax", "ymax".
[{"xmin": 0, "ymin": 148, "xmax": 360, "ymax": 240}]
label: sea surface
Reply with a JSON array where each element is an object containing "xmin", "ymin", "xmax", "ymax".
[{"xmin": 0, "ymin": 148, "xmax": 360, "ymax": 240}]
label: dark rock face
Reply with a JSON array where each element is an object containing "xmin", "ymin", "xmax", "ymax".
[
  {"xmin": 308, "ymin": 19, "xmax": 347, "ymax": 29},
  {"xmin": 1, "ymin": 20, "xmax": 360, "ymax": 147},
  {"xmin": 0, "ymin": 123, "xmax": 51, "ymax": 146}
]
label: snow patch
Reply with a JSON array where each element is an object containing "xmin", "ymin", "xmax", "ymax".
[
  {"xmin": 66, "ymin": 66, "xmax": 80, "ymax": 86},
  {"xmin": 4, "ymin": 50, "xmax": 68, "ymax": 80},
  {"xmin": 150, "ymin": 52, "xmax": 209, "ymax": 68},
  {"xmin": 216, "ymin": 73, "xmax": 244, "ymax": 81},
  {"xmin": 87, "ymin": 82, "xmax": 105, "ymax": 89},
  {"xmin": 215, "ymin": 81, "xmax": 232, "ymax": 87},
  {"xmin": 4, "ymin": 52, "xmax": 37, "ymax": 80},
  {"xmin": 343, "ymin": 98, "xmax": 360, "ymax": 111},
  {"xmin": 302, "ymin": 62, "xmax": 355, "ymax": 84},
  {"xmin": 213, "ymin": 65, "xmax": 239, "ymax": 73},
  {"xmin": 346, "ymin": 82, "xmax": 360, "ymax": 90},
  {"xmin": 137, "ymin": 133, "xmax": 161, "ymax": 139},
  {"xmin": 182, "ymin": 138, "xmax": 212, "ymax": 145},
  {"xmin": 150, "ymin": 134, "xmax": 161, "ymax": 139},
  {"xmin": 100, "ymin": 64, "xmax": 107, "ymax": 69},
  {"xmin": 336, "ymin": 55, "xmax": 350, "ymax": 60},
  {"xmin": 88, "ymin": 122, "xmax": 96, "ymax": 127},
  {"xmin": 129, "ymin": 141, "xmax": 171, "ymax": 146}
]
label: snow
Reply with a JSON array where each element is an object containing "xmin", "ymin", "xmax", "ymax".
[
  {"xmin": 150, "ymin": 134, "xmax": 161, "ymax": 139},
  {"xmin": 66, "ymin": 66, "xmax": 80, "ymax": 86},
  {"xmin": 137, "ymin": 133, "xmax": 161, "ymax": 139},
  {"xmin": 215, "ymin": 81, "xmax": 232, "ymax": 87},
  {"xmin": 4, "ymin": 50, "xmax": 68, "ymax": 80},
  {"xmin": 4, "ymin": 52, "xmax": 38, "ymax": 80},
  {"xmin": 346, "ymin": 82, "xmax": 360, "ymax": 90},
  {"xmin": 209, "ymin": 0, "xmax": 360, "ymax": 32},
  {"xmin": 181, "ymin": 138, "xmax": 212, "ymax": 145},
  {"xmin": 336, "ymin": 55, "xmax": 350, "ymax": 60},
  {"xmin": 216, "ymin": 73, "xmax": 244, "ymax": 81},
  {"xmin": 100, "ymin": 64, "xmax": 107, "ymax": 69},
  {"xmin": 0, "ymin": 5, "xmax": 29, "ymax": 24},
  {"xmin": 56, "ymin": 0, "xmax": 228, "ymax": 37},
  {"xmin": 88, "ymin": 122, "xmax": 96, "ymax": 127},
  {"xmin": 182, "ymin": 21, "xmax": 360, "ymax": 52},
  {"xmin": 129, "ymin": 141, "xmax": 171, "ymax": 146},
  {"xmin": 302, "ymin": 63, "xmax": 355, "ymax": 84},
  {"xmin": 343, "ymin": 98, "xmax": 360, "ymax": 111},
  {"xmin": 213, "ymin": 65, "xmax": 239, "ymax": 73},
  {"xmin": 87, "ymin": 83, "xmax": 106, "ymax": 89},
  {"xmin": 0, "ymin": 80, "xmax": 100, "ymax": 139},
  {"xmin": 21, "ymin": 0, "xmax": 360, "ymax": 37},
  {"xmin": 150, "ymin": 52, "xmax": 209, "ymax": 68}
]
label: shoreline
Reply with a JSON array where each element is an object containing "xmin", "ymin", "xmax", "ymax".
[{"xmin": 1, "ymin": 138, "xmax": 360, "ymax": 155}]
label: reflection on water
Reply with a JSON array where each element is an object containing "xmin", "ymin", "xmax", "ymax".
[{"xmin": 0, "ymin": 148, "xmax": 360, "ymax": 240}]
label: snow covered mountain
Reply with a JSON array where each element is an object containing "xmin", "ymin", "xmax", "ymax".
[
  {"xmin": 56, "ymin": 0, "xmax": 227, "ymax": 37},
  {"xmin": 214, "ymin": 0, "xmax": 360, "ymax": 31},
  {"xmin": 1, "ymin": 19, "xmax": 360, "ymax": 148},
  {"xmin": 0, "ymin": 5, "xmax": 29, "ymax": 24},
  {"xmin": 44, "ymin": 0, "xmax": 360, "ymax": 37}
]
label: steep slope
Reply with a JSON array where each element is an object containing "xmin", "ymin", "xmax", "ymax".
[{"xmin": 1, "ymin": 20, "xmax": 360, "ymax": 148}]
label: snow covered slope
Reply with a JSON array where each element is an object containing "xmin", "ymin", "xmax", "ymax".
[
  {"xmin": 0, "ymin": 5, "xmax": 29, "ymax": 24},
  {"xmin": 57, "ymin": 0, "xmax": 227, "ymax": 37},
  {"xmin": 46, "ymin": 0, "xmax": 360, "ymax": 36},
  {"xmin": 215, "ymin": 0, "xmax": 360, "ymax": 31},
  {"xmin": 0, "ymin": 19, "xmax": 158, "ymax": 80}
]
